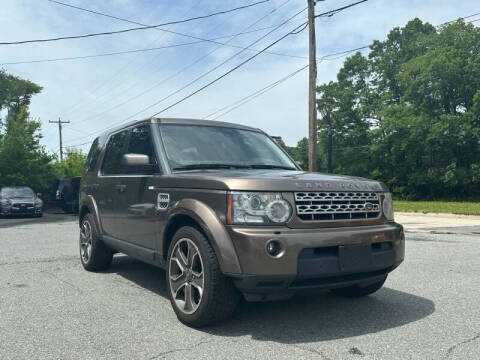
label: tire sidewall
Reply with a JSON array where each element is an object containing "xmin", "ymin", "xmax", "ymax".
[
  {"xmin": 166, "ymin": 226, "xmax": 216, "ymax": 324},
  {"xmin": 79, "ymin": 214, "xmax": 96, "ymax": 268}
]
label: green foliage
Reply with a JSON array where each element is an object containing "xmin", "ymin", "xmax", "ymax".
[
  {"xmin": 308, "ymin": 18, "xmax": 480, "ymax": 200},
  {"xmin": 286, "ymin": 137, "xmax": 323, "ymax": 170},
  {"xmin": 52, "ymin": 148, "xmax": 86, "ymax": 178},
  {"xmin": 0, "ymin": 107, "xmax": 56, "ymax": 194},
  {"xmin": 0, "ymin": 69, "xmax": 42, "ymax": 116}
]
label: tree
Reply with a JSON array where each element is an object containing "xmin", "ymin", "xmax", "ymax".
[
  {"xmin": 310, "ymin": 18, "xmax": 480, "ymax": 199},
  {"xmin": 0, "ymin": 106, "xmax": 56, "ymax": 194},
  {"xmin": 52, "ymin": 148, "xmax": 86, "ymax": 178},
  {"xmin": 0, "ymin": 70, "xmax": 42, "ymax": 116},
  {"xmin": 287, "ymin": 137, "xmax": 321, "ymax": 170}
]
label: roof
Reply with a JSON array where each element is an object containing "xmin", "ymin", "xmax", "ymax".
[{"xmin": 97, "ymin": 117, "xmax": 262, "ymax": 141}]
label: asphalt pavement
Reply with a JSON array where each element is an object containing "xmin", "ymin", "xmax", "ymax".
[{"xmin": 0, "ymin": 215, "xmax": 479, "ymax": 359}]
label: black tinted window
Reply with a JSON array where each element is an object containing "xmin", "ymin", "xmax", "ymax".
[
  {"xmin": 101, "ymin": 130, "xmax": 128, "ymax": 175},
  {"xmin": 84, "ymin": 138, "xmax": 101, "ymax": 173},
  {"xmin": 159, "ymin": 125, "xmax": 296, "ymax": 169}
]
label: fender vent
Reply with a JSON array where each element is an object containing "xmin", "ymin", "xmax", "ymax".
[{"xmin": 156, "ymin": 193, "xmax": 170, "ymax": 210}]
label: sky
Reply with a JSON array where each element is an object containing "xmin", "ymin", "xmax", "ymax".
[{"xmin": 1, "ymin": 0, "xmax": 479, "ymax": 156}]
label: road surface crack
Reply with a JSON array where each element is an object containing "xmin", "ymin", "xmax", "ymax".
[
  {"xmin": 290, "ymin": 344, "xmax": 332, "ymax": 359},
  {"xmin": 0, "ymin": 256, "xmax": 77, "ymax": 266},
  {"xmin": 445, "ymin": 332, "xmax": 480, "ymax": 358},
  {"xmin": 149, "ymin": 338, "xmax": 214, "ymax": 359},
  {"xmin": 41, "ymin": 270, "xmax": 84, "ymax": 294}
]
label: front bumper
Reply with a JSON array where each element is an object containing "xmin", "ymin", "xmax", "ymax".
[
  {"xmin": 0, "ymin": 206, "xmax": 41, "ymax": 216},
  {"xmin": 225, "ymin": 222, "xmax": 404, "ymax": 295}
]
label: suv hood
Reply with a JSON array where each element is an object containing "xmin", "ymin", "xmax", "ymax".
[
  {"xmin": 168, "ymin": 170, "xmax": 387, "ymax": 192},
  {"xmin": 7, "ymin": 196, "xmax": 35, "ymax": 202}
]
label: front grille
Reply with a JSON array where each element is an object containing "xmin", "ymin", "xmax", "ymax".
[
  {"xmin": 295, "ymin": 192, "xmax": 381, "ymax": 221},
  {"xmin": 11, "ymin": 203, "xmax": 35, "ymax": 213}
]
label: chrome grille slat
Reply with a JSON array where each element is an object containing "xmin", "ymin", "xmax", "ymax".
[{"xmin": 295, "ymin": 192, "xmax": 381, "ymax": 221}]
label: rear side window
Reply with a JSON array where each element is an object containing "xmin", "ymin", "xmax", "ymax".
[
  {"xmin": 127, "ymin": 124, "xmax": 159, "ymax": 174},
  {"xmin": 101, "ymin": 130, "xmax": 129, "ymax": 175},
  {"xmin": 84, "ymin": 138, "xmax": 101, "ymax": 173}
]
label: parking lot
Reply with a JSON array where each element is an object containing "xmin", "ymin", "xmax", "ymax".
[{"xmin": 0, "ymin": 213, "xmax": 479, "ymax": 360}]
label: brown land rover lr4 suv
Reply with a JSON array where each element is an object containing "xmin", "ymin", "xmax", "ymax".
[{"xmin": 79, "ymin": 118, "xmax": 404, "ymax": 327}]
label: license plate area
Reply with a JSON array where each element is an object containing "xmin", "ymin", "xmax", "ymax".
[{"xmin": 339, "ymin": 244, "xmax": 372, "ymax": 271}]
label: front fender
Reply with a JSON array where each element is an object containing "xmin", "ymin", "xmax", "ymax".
[{"xmin": 165, "ymin": 199, "xmax": 242, "ymax": 274}]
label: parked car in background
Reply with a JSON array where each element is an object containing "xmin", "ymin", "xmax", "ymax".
[
  {"xmin": 79, "ymin": 118, "xmax": 404, "ymax": 327},
  {"xmin": 56, "ymin": 177, "xmax": 81, "ymax": 214},
  {"xmin": 0, "ymin": 186, "xmax": 43, "ymax": 217}
]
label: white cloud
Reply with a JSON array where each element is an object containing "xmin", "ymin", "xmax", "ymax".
[{"xmin": 1, "ymin": 0, "xmax": 478, "ymax": 155}]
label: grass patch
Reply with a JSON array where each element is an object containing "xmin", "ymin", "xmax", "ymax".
[{"xmin": 394, "ymin": 200, "xmax": 480, "ymax": 216}]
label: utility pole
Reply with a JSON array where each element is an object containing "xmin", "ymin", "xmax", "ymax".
[
  {"xmin": 49, "ymin": 118, "xmax": 70, "ymax": 162},
  {"xmin": 307, "ymin": 0, "xmax": 318, "ymax": 172}
]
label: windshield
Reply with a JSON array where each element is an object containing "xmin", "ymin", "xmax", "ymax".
[
  {"xmin": 1, "ymin": 187, "xmax": 34, "ymax": 198},
  {"xmin": 159, "ymin": 124, "xmax": 297, "ymax": 171}
]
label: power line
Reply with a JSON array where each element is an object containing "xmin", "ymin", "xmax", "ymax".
[
  {"xmin": 150, "ymin": 0, "xmax": 370, "ymax": 117},
  {"xmin": 64, "ymin": 4, "xmax": 478, "ymax": 148},
  {"xmin": 55, "ymin": 1, "xmax": 204, "ymax": 124},
  {"xmin": 63, "ymin": 0, "xmax": 370, "ymax": 146},
  {"xmin": 314, "ymin": 0, "xmax": 368, "ymax": 18},
  {"xmin": 57, "ymin": 0, "xmax": 295, "ymax": 127},
  {"xmin": 1, "ymin": 22, "xmax": 309, "ymax": 66},
  {"xmin": 438, "ymin": 11, "xmax": 480, "ymax": 26},
  {"xmin": 64, "ymin": 18, "xmax": 308, "ymax": 145},
  {"xmin": 204, "ymin": 64, "xmax": 309, "ymax": 120},
  {"xmin": 63, "ymin": 3, "xmax": 306, "ymax": 138},
  {"xmin": 0, "ymin": 1, "xmax": 270, "ymax": 45}
]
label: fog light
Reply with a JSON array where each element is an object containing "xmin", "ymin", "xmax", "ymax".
[{"xmin": 266, "ymin": 240, "xmax": 283, "ymax": 257}]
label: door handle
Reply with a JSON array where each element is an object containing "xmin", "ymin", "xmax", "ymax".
[{"xmin": 116, "ymin": 184, "xmax": 127, "ymax": 193}]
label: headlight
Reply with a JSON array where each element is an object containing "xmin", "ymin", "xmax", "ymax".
[
  {"xmin": 0, "ymin": 199, "xmax": 11, "ymax": 207},
  {"xmin": 228, "ymin": 192, "xmax": 292, "ymax": 224},
  {"xmin": 383, "ymin": 193, "xmax": 394, "ymax": 221}
]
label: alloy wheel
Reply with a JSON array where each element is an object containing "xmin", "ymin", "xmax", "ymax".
[
  {"xmin": 80, "ymin": 220, "xmax": 93, "ymax": 263},
  {"xmin": 169, "ymin": 238, "xmax": 204, "ymax": 315}
]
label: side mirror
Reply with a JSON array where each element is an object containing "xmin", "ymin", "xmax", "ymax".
[
  {"xmin": 122, "ymin": 153, "xmax": 150, "ymax": 167},
  {"xmin": 37, "ymin": 193, "xmax": 42, "ymax": 198}
]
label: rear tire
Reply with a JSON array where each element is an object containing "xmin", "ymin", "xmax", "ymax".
[
  {"xmin": 331, "ymin": 275, "xmax": 387, "ymax": 297},
  {"xmin": 79, "ymin": 213, "xmax": 113, "ymax": 271},
  {"xmin": 166, "ymin": 226, "xmax": 240, "ymax": 327}
]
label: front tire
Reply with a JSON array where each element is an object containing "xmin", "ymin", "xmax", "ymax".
[
  {"xmin": 79, "ymin": 213, "xmax": 113, "ymax": 271},
  {"xmin": 167, "ymin": 226, "xmax": 240, "ymax": 327},
  {"xmin": 331, "ymin": 275, "xmax": 387, "ymax": 297}
]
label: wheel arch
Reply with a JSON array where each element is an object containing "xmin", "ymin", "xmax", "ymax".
[
  {"xmin": 162, "ymin": 199, "xmax": 242, "ymax": 274},
  {"xmin": 78, "ymin": 195, "xmax": 103, "ymax": 235}
]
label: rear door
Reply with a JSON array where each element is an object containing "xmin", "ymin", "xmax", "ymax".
[
  {"xmin": 96, "ymin": 129, "xmax": 129, "ymax": 239},
  {"xmin": 114, "ymin": 124, "xmax": 161, "ymax": 250}
]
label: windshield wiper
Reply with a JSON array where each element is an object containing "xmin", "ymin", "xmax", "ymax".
[
  {"xmin": 173, "ymin": 163, "xmax": 251, "ymax": 171},
  {"xmin": 248, "ymin": 164, "xmax": 297, "ymax": 170}
]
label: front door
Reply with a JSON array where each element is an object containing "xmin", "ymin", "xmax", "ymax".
[{"xmin": 115, "ymin": 124, "xmax": 162, "ymax": 250}]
